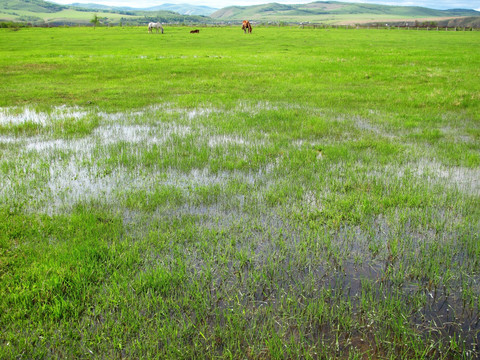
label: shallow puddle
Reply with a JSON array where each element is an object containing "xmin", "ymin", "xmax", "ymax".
[
  {"xmin": 1, "ymin": 103, "xmax": 479, "ymax": 354},
  {"xmin": 0, "ymin": 106, "xmax": 87, "ymax": 126}
]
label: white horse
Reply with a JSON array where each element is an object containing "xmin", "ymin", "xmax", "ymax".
[{"xmin": 148, "ymin": 22, "xmax": 164, "ymax": 34}]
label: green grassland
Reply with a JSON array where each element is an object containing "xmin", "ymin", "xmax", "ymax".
[{"xmin": 1, "ymin": 26, "xmax": 479, "ymax": 358}]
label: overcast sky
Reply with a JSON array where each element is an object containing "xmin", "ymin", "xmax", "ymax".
[{"xmin": 49, "ymin": 0, "xmax": 480, "ymax": 11}]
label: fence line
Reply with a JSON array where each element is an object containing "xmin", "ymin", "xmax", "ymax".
[{"xmin": 298, "ymin": 24, "xmax": 479, "ymax": 31}]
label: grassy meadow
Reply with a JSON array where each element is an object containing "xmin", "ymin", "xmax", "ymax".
[{"xmin": 1, "ymin": 26, "xmax": 479, "ymax": 358}]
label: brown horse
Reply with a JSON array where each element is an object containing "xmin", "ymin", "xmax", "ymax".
[
  {"xmin": 242, "ymin": 20, "xmax": 252, "ymax": 34},
  {"xmin": 190, "ymin": 29, "xmax": 199, "ymax": 33}
]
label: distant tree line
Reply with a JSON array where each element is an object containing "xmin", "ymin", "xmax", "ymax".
[
  {"xmin": 364, "ymin": 17, "xmax": 480, "ymax": 28},
  {"xmin": 0, "ymin": 21, "xmax": 26, "ymax": 28},
  {"xmin": 124, "ymin": 13, "xmax": 215, "ymax": 26},
  {"xmin": 72, "ymin": 7, "xmax": 137, "ymax": 16}
]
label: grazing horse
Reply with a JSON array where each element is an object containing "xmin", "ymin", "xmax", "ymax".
[
  {"xmin": 148, "ymin": 22, "xmax": 164, "ymax": 34},
  {"xmin": 242, "ymin": 20, "xmax": 252, "ymax": 34},
  {"xmin": 190, "ymin": 29, "xmax": 200, "ymax": 33}
]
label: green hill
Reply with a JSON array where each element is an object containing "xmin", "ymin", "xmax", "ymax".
[
  {"xmin": 0, "ymin": 0, "xmax": 214, "ymax": 25},
  {"xmin": 0, "ymin": 0, "xmax": 66, "ymax": 13},
  {"xmin": 1, "ymin": 0, "xmax": 479, "ymax": 26},
  {"xmin": 210, "ymin": 1, "xmax": 480, "ymax": 24},
  {"xmin": 68, "ymin": 2, "xmax": 218, "ymax": 16},
  {"xmin": 145, "ymin": 4, "xmax": 218, "ymax": 16}
]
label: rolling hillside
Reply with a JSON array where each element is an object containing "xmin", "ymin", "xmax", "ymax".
[
  {"xmin": 1, "ymin": 0, "xmax": 65, "ymax": 13},
  {"xmin": 210, "ymin": 1, "xmax": 480, "ymax": 24},
  {"xmin": 1, "ymin": 0, "xmax": 479, "ymax": 26},
  {"xmin": 68, "ymin": 2, "xmax": 218, "ymax": 16},
  {"xmin": 145, "ymin": 3, "xmax": 218, "ymax": 16},
  {"xmin": 0, "ymin": 0, "xmax": 214, "ymax": 25}
]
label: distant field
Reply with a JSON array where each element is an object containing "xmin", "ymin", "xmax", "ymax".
[
  {"xmin": 248, "ymin": 14, "xmax": 465, "ymax": 25},
  {"xmin": 210, "ymin": 2, "xmax": 480, "ymax": 25},
  {"xmin": 1, "ymin": 26, "xmax": 479, "ymax": 358},
  {"xmin": 0, "ymin": 8, "xmax": 142, "ymax": 24},
  {"xmin": 2, "ymin": 5, "xmax": 478, "ymax": 26}
]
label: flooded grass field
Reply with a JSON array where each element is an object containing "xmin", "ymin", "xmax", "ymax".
[{"xmin": 1, "ymin": 26, "xmax": 479, "ymax": 358}]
